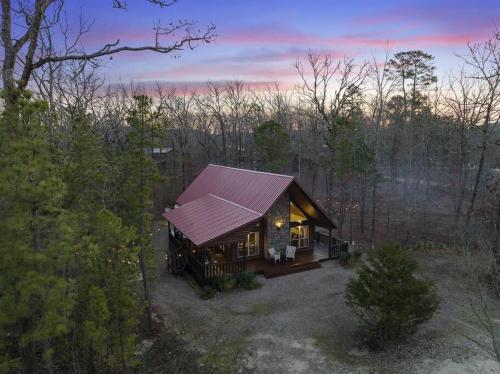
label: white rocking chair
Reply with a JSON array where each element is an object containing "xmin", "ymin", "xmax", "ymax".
[
  {"xmin": 268, "ymin": 247, "xmax": 281, "ymax": 264},
  {"xmin": 286, "ymin": 245, "xmax": 296, "ymax": 262}
]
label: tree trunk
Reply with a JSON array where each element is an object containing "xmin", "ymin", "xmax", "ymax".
[
  {"xmin": 139, "ymin": 110, "xmax": 153, "ymax": 333},
  {"xmin": 371, "ymin": 177, "xmax": 377, "ymax": 248},
  {"xmin": 359, "ymin": 173, "xmax": 367, "ymax": 234},
  {"xmin": 465, "ymin": 130, "xmax": 488, "ymax": 229}
]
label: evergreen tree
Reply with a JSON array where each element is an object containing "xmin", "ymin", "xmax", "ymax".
[
  {"xmin": 0, "ymin": 92, "xmax": 76, "ymax": 372},
  {"xmin": 63, "ymin": 113, "xmax": 141, "ymax": 372},
  {"xmin": 117, "ymin": 95, "xmax": 161, "ymax": 332},
  {"xmin": 64, "ymin": 114, "xmax": 108, "ymax": 218},
  {"xmin": 254, "ymin": 120, "xmax": 290, "ymax": 172},
  {"xmin": 77, "ymin": 209, "xmax": 140, "ymax": 372},
  {"xmin": 387, "ymin": 50, "xmax": 437, "ymax": 119},
  {"xmin": 345, "ymin": 243, "xmax": 440, "ymax": 347}
]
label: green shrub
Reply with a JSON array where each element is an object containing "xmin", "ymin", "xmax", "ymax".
[
  {"xmin": 200, "ymin": 285, "xmax": 216, "ymax": 299},
  {"xmin": 339, "ymin": 250, "xmax": 362, "ymax": 267},
  {"xmin": 211, "ymin": 274, "xmax": 237, "ymax": 291},
  {"xmin": 339, "ymin": 251, "xmax": 353, "ymax": 266},
  {"xmin": 345, "ymin": 243, "xmax": 440, "ymax": 348},
  {"xmin": 239, "ymin": 271, "xmax": 262, "ymax": 290},
  {"xmin": 411, "ymin": 241, "xmax": 433, "ymax": 252}
]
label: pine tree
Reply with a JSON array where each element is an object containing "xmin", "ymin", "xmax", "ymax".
[
  {"xmin": 62, "ymin": 112, "xmax": 141, "ymax": 372},
  {"xmin": 0, "ymin": 92, "xmax": 76, "ymax": 372},
  {"xmin": 254, "ymin": 120, "xmax": 290, "ymax": 172},
  {"xmin": 64, "ymin": 114, "xmax": 108, "ymax": 218},
  {"xmin": 116, "ymin": 95, "xmax": 161, "ymax": 333},
  {"xmin": 345, "ymin": 244, "xmax": 440, "ymax": 347},
  {"xmin": 77, "ymin": 209, "xmax": 140, "ymax": 372}
]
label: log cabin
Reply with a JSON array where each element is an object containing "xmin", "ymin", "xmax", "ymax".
[{"xmin": 163, "ymin": 164, "xmax": 347, "ymax": 281}]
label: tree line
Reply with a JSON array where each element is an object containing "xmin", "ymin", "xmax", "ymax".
[{"xmin": 0, "ymin": 0, "xmax": 499, "ymax": 371}]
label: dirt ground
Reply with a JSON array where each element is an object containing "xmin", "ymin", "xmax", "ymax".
[{"xmin": 152, "ymin": 227, "xmax": 500, "ymax": 373}]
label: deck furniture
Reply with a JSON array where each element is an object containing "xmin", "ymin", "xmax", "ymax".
[
  {"xmin": 268, "ymin": 247, "xmax": 281, "ymax": 264},
  {"xmin": 286, "ymin": 245, "xmax": 296, "ymax": 261}
]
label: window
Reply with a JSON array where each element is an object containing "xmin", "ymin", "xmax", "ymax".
[
  {"xmin": 237, "ymin": 232, "xmax": 260, "ymax": 258},
  {"xmin": 290, "ymin": 202, "xmax": 308, "ymax": 223},
  {"xmin": 290, "ymin": 225, "xmax": 309, "ymax": 248}
]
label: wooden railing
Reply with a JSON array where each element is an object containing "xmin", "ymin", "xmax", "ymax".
[
  {"xmin": 204, "ymin": 261, "xmax": 246, "ymax": 278},
  {"xmin": 316, "ymin": 232, "xmax": 349, "ymax": 259},
  {"xmin": 188, "ymin": 255, "xmax": 246, "ymax": 280},
  {"xmin": 329, "ymin": 240, "xmax": 349, "ymax": 259},
  {"xmin": 166, "ymin": 236, "xmax": 188, "ymax": 275}
]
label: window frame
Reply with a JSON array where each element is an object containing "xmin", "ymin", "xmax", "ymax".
[
  {"xmin": 236, "ymin": 231, "xmax": 260, "ymax": 258},
  {"xmin": 290, "ymin": 225, "xmax": 309, "ymax": 248}
]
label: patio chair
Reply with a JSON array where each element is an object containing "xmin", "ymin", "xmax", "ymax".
[
  {"xmin": 286, "ymin": 245, "xmax": 296, "ymax": 262},
  {"xmin": 268, "ymin": 247, "xmax": 281, "ymax": 264}
]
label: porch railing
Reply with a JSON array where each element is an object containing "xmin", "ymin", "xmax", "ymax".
[
  {"xmin": 205, "ymin": 261, "xmax": 246, "ymax": 278},
  {"xmin": 329, "ymin": 240, "xmax": 349, "ymax": 259},
  {"xmin": 316, "ymin": 232, "xmax": 349, "ymax": 259},
  {"xmin": 189, "ymin": 255, "xmax": 246, "ymax": 280},
  {"xmin": 166, "ymin": 236, "xmax": 188, "ymax": 275}
]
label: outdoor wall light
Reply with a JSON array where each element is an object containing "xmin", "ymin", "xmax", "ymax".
[{"xmin": 274, "ymin": 220, "xmax": 283, "ymax": 231}]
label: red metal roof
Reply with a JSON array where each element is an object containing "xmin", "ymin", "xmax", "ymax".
[
  {"xmin": 163, "ymin": 194, "xmax": 260, "ymax": 247},
  {"xmin": 164, "ymin": 164, "xmax": 335, "ymax": 247},
  {"xmin": 177, "ymin": 164, "xmax": 294, "ymax": 214}
]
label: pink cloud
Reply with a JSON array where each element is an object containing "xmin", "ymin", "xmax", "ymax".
[
  {"xmin": 206, "ymin": 47, "xmax": 346, "ymax": 64},
  {"xmin": 219, "ymin": 25, "xmax": 487, "ymax": 50},
  {"xmin": 140, "ymin": 63, "xmax": 299, "ymax": 81},
  {"xmin": 352, "ymin": 3, "xmax": 496, "ymax": 35},
  {"xmin": 107, "ymin": 80, "xmax": 296, "ymax": 95}
]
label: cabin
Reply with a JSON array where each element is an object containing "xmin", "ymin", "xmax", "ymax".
[{"xmin": 163, "ymin": 164, "xmax": 347, "ymax": 282}]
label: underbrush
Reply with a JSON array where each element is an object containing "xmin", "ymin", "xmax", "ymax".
[
  {"xmin": 194, "ymin": 271, "xmax": 263, "ymax": 299},
  {"xmin": 339, "ymin": 249, "xmax": 362, "ymax": 267},
  {"xmin": 136, "ymin": 305, "xmax": 207, "ymax": 373}
]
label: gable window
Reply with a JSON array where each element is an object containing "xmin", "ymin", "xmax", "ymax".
[
  {"xmin": 290, "ymin": 225, "xmax": 309, "ymax": 248},
  {"xmin": 237, "ymin": 232, "xmax": 260, "ymax": 258},
  {"xmin": 290, "ymin": 202, "xmax": 308, "ymax": 223}
]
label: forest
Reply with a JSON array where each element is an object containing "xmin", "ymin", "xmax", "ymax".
[{"xmin": 0, "ymin": 0, "xmax": 499, "ymax": 373}]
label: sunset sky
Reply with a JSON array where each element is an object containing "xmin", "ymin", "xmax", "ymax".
[{"xmin": 65, "ymin": 0, "xmax": 499, "ymax": 90}]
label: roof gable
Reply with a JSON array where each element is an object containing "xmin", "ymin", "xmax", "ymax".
[{"xmin": 177, "ymin": 164, "xmax": 294, "ymax": 215}]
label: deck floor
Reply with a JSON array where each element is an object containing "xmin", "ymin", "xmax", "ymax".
[{"xmin": 245, "ymin": 243, "xmax": 330, "ymax": 278}]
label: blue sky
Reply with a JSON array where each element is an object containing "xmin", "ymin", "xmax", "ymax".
[{"xmin": 61, "ymin": 0, "xmax": 499, "ymax": 90}]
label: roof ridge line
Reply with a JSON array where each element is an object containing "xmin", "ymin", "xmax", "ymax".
[
  {"xmin": 208, "ymin": 194, "xmax": 262, "ymax": 216},
  {"xmin": 208, "ymin": 164, "xmax": 295, "ymax": 179}
]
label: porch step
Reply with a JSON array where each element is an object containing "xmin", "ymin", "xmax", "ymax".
[{"xmin": 262, "ymin": 260, "xmax": 322, "ymax": 279}]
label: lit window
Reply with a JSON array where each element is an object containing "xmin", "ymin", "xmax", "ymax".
[
  {"xmin": 290, "ymin": 225, "xmax": 309, "ymax": 248},
  {"xmin": 290, "ymin": 202, "xmax": 308, "ymax": 223},
  {"xmin": 237, "ymin": 232, "xmax": 260, "ymax": 258}
]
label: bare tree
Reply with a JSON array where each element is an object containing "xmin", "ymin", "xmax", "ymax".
[
  {"xmin": 445, "ymin": 69, "xmax": 486, "ymax": 225},
  {"xmin": 295, "ymin": 51, "xmax": 370, "ymax": 131},
  {"xmin": 459, "ymin": 32, "xmax": 500, "ymax": 230},
  {"xmin": 462, "ymin": 244, "xmax": 500, "ymax": 363},
  {"xmin": 161, "ymin": 90, "xmax": 195, "ymax": 189},
  {"xmin": 0, "ymin": 0, "xmax": 215, "ymax": 106}
]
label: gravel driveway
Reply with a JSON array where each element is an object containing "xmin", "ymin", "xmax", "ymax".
[{"xmin": 153, "ymin": 226, "xmax": 500, "ymax": 373}]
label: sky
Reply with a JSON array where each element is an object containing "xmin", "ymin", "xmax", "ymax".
[{"xmin": 63, "ymin": 0, "xmax": 499, "ymax": 91}]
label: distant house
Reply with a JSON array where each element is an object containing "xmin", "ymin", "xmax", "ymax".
[{"xmin": 163, "ymin": 164, "xmax": 347, "ymax": 281}]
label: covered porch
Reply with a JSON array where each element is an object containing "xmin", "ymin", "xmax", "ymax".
[{"xmin": 182, "ymin": 235, "xmax": 348, "ymax": 281}]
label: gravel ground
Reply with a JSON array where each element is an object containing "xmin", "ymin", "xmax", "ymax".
[{"xmin": 153, "ymin": 226, "xmax": 500, "ymax": 373}]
